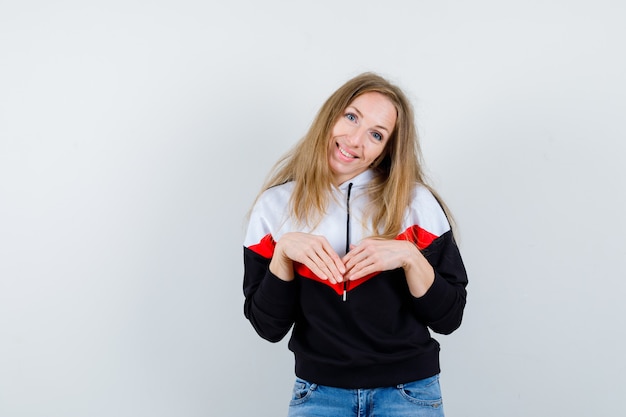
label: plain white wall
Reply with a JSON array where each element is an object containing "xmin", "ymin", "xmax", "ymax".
[{"xmin": 1, "ymin": 1, "xmax": 625, "ymax": 416}]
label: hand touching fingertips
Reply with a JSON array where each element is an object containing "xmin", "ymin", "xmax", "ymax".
[
  {"xmin": 342, "ymin": 239, "xmax": 417, "ymax": 281},
  {"xmin": 272, "ymin": 232, "xmax": 346, "ymax": 284}
]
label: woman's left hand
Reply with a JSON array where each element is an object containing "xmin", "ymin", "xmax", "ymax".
[
  {"xmin": 342, "ymin": 239, "xmax": 412, "ymax": 280},
  {"xmin": 342, "ymin": 238, "xmax": 435, "ymax": 297}
]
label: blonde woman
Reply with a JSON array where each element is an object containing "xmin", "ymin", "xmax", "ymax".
[{"xmin": 243, "ymin": 73, "xmax": 468, "ymax": 416}]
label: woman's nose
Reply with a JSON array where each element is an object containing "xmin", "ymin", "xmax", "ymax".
[{"xmin": 345, "ymin": 127, "xmax": 365, "ymax": 146}]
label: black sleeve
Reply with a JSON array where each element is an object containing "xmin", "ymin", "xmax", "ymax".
[
  {"xmin": 243, "ymin": 247, "xmax": 298, "ymax": 342},
  {"xmin": 410, "ymin": 231, "xmax": 468, "ymax": 335}
]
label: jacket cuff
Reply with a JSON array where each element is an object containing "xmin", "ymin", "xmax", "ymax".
[
  {"xmin": 255, "ymin": 270, "xmax": 297, "ymax": 315},
  {"xmin": 411, "ymin": 272, "xmax": 454, "ymax": 323}
]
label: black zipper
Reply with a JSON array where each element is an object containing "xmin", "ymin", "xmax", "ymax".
[{"xmin": 343, "ymin": 182, "xmax": 353, "ymax": 301}]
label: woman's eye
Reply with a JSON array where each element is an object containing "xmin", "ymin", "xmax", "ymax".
[
  {"xmin": 345, "ymin": 113, "xmax": 357, "ymax": 122},
  {"xmin": 371, "ymin": 131, "xmax": 383, "ymax": 141}
]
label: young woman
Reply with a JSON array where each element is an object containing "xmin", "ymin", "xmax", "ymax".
[{"xmin": 243, "ymin": 73, "xmax": 468, "ymax": 416}]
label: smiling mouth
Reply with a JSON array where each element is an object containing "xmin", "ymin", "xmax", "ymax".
[{"xmin": 337, "ymin": 144, "xmax": 358, "ymax": 159}]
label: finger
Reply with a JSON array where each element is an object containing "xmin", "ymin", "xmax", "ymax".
[
  {"xmin": 298, "ymin": 240, "xmax": 342, "ymax": 283},
  {"xmin": 342, "ymin": 243, "xmax": 361, "ymax": 264},
  {"xmin": 347, "ymin": 261, "xmax": 378, "ymax": 281},
  {"xmin": 288, "ymin": 234, "xmax": 346, "ymax": 283},
  {"xmin": 343, "ymin": 245, "xmax": 368, "ymax": 270},
  {"xmin": 315, "ymin": 247, "xmax": 345, "ymax": 283},
  {"xmin": 345, "ymin": 246, "xmax": 384, "ymax": 280},
  {"xmin": 314, "ymin": 238, "xmax": 345, "ymax": 279},
  {"xmin": 305, "ymin": 257, "xmax": 333, "ymax": 283}
]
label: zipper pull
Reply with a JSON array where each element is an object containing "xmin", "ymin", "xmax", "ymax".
[{"xmin": 343, "ymin": 282, "xmax": 347, "ymax": 301}]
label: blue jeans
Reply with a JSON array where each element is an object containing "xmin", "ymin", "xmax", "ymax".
[{"xmin": 287, "ymin": 374, "xmax": 444, "ymax": 417}]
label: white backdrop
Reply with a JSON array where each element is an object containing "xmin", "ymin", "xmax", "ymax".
[{"xmin": 1, "ymin": 1, "xmax": 625, "ymax": 416}]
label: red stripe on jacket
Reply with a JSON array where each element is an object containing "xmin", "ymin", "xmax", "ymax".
[{"xmin": 247, "ymin": 224, "xmax": 439, "ymax": 295}]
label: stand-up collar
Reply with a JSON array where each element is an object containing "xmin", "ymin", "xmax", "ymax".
[{"xmin": 337, "ymin": 169, "xmax": 374, "ymax": 191}]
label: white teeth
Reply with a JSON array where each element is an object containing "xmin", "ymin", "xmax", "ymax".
[{"xmin": 339, "ymin": 146, "xmax": 355, "ymax": 158}]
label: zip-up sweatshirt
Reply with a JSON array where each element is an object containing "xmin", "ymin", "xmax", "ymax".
[{"xmin": 243, "ymin": 169, "xmax": 468, "ymax": 389}]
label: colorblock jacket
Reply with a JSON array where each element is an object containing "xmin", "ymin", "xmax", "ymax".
[{"xmin": 243, "ymin": 169, "xmax": 468, "ymax": 388}]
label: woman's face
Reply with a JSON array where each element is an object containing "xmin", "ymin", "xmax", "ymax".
[{"xmin": 328, "ymin": 92, "xmax": 397, "ymax": 185}]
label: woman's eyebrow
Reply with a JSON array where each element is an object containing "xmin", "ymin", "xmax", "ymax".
[{"xmin": 347, "ymin": 105, "xmax": 391, "ymax": 133}]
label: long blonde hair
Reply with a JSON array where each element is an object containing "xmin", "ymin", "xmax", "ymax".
[{"xmin": 254, "ymin": 72, "xmax": 452, "ymax": 239}]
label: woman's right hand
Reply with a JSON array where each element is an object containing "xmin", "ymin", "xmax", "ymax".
[{"xmin": 269, "ymin": 232, "xmax": 346, "ymax": 284}]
